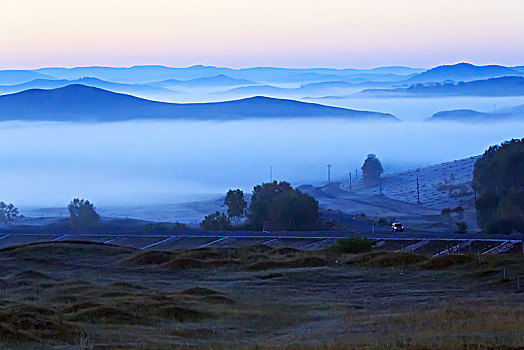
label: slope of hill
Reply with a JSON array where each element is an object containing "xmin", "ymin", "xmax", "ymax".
[
  {"xmin": 430, "ymin": 104, "xmax": 524, "ymax": 122},
  {"xmin": 0, "ymin": 85, "xmax": 398, "ymax": 122},
  {"xmin": 357, "ymin": 76, "xmax": 524, "ymax": 97},
  {"xmin": 405, "ymin": 63, "xmax": 523, "ymax": 83},
  {"xmin": 299, "ymin": 156, "xmax": 480, "ymax": 233}
]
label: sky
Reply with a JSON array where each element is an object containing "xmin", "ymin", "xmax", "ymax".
[{"xmin": 1, "ymin": 0, "xmax": 523, "ymax": 69}]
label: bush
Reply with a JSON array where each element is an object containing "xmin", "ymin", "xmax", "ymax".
[
  {"xmin": 455, "ymin": 221, "xmax": 468, "ymax": 234},
  {"xmin": 200, "ymin": 212, "xmax": 231, "ymax": 231},
  {"xmin": 330, "ymin": 237, "xmax": 375, "ymax": 254}
]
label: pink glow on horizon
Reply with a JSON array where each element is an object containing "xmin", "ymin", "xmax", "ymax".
[{"xmin": 1, "ymin": 0, "xmax": 523, "ymax": 69}]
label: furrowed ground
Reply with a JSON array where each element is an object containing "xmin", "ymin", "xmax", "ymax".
[{"xmin": 0, "ymin": 242, "xmax": 522, "ymax": 349}]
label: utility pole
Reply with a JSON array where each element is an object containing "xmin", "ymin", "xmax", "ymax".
[
  {"xmin": 417, "ymin": 177, "xmax": 420, "ymax": 204},
  {"xmin": 349, "ymin": 171, "xmax": 352, "ymax": 190},
  {"xmin": 327, "ymin": 164, "xmax": 332, "ymax": 184},
  {"xmin": 270, "ymin": 165, "xmax": 273, "ymax": 183}
]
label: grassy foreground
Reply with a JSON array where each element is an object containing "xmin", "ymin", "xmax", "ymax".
[{"xmin": 0, "ymin": 242, "xmax": 521, "ymax": 349}]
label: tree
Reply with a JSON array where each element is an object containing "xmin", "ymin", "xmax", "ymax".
[
  {"xmin": 68, "ymin": 198, "xmax": 100, "ymax": 230},
  {"xmin": 200, "ymin": 211, "xmax": 231, "ymax": 231},
  {"xmin": 473, "ymin": 138, "xmax": 524, "ymax": 233},
  {"xmin": 248, "ymin": 181, "xmax": 319, "ymax": 231},
  {"xmin": 361, "ymin": 154, "xmax": 383, "ymax": 185},
  {"xmin": 224, "ymin": 189, "xmax": 247, "ymax": 219},
  {"xmin": 0, "ymin": 202, "xmax": 21, "ymax": 224}
]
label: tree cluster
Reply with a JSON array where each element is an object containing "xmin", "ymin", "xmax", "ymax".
[
  {"xmin": 473, "ymin": 138, "xmax": 524, "ymax": 233},
  {"xmin": 248, "ymin": 181, "xmax": 319, "ymax": 231},
  {"xmin": 201, "ymin": 182, "xmax": 319, "ymax": 231}
]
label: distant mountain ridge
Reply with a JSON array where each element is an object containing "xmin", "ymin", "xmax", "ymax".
[
  {"xmin": 149, "ymin": 74, "xmax": 257, "ymax": 88},
  {"xmin": 406, "ymin": 63, "xmax": 523, "ymax": 83},
  {"xmin": 0, "ymin": 85, "xmax": 397, "ymax": 122},
  {"xmin": 357, "ymin": 76, "xmax": 524, "ymax": 97}
]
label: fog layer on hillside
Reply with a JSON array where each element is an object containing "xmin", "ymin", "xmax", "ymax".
[{"xmin": 0, "ymin": 119, "xmax": 522, "ymax": 207}]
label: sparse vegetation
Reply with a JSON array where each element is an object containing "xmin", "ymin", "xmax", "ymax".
[{"xmin": 0, "ymin": 241, "xmax": 521, "ymax": 348}]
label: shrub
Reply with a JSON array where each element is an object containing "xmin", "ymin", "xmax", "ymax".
[
  {"xmin": 200, "ymin": 212, "xmax": 231, "ymax": 231},
  {"xmin": 330, "ymin": 237, "xmax": 375, "ymax": 254},
  {"xmin": 455, "ymin": 221, "xmax": 468, "ymax": 234}
]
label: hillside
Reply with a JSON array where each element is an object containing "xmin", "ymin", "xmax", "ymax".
[
  {"xmin": 430, "ymin": 104, "xmax": 524, "ymax": 122},
  {"xmin": 405, "ymin": 63, "xmax": 523, "ymax": 83},
  {"xmin": 299, "ymin": 156, "xmax": 480, "ymax": 233},
  {"xmin": 357, "ymin": 76, "xmax": 524, "ymax": 97},
  {"xmin": 0, "ymin": 84, "xmax": 397, "ymax": 122}
]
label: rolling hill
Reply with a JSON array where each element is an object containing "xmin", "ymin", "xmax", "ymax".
[
  {"xmin": 429, "ymin": 104, "xmax": 524, "ymax": 122},
  {"xmin": 0, "ymin": 85, "xmax": 398, "ymax": 122}
]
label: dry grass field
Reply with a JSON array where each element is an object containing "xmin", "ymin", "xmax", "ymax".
[{"xmin": 0, "ymin": 241, "xmax": 522, "ymax": 349}]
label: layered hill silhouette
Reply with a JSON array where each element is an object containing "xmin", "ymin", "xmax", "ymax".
[
  {"xmin": 358, "ymin": 76, "xmax": 524, "ymax": 97},
  {"xmin": 0, "ymin": 77, "xmax": 177, "ymax": 96},
  {"xmin": 149, "ymin": 74, "xmax": 257, "ymax": 88},
  {"xmin": 430, "ymin": 104, "xmax": 524, "ymax": 122},
  {"xmin": 0, "ymin": 85, "xmax": 397, "ymax": 121}
]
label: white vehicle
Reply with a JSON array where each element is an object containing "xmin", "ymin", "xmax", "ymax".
[{"xmin": 391, "ymin": 222, "xmax": 404, "ymax": 232}]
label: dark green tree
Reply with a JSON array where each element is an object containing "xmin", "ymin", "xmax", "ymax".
[
  {"xmin": 248, "ymin": 181, "xmax": 319, "ymax": 231},
  {"xmin": 361, "ymin": 154, "xmax": 383, "ymax": 185},
  {"xmin": 200, "ymin": 211, "xmax": 231, "ymax": 231},
  {"xmin": 68, "ymin": 198, "xmax": 100, "ymax": 230},
  {"xmin": 224, "ymin": 189, "xmax": 247, "ymax": 219},
  {"xmin": 473, "ymin": 138, "xmax": 524, "ymax": 233}
]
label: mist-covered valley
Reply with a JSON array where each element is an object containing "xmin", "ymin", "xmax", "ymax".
[
  {"xmin": 0, "ymin": 62, "xmax": 523, "ymax": 220},
  {"xmin": 1, "ymin": 118, "xmax": 521, "ymax": 217}
]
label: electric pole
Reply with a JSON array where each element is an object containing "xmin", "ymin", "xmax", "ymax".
[
  {"xmin": 327, "ymin": 164, "xmax": 332, "ymax": 184},
  {"xmin": 349, "ymin": 171, "xmax": 352, "ymax": 190},
  {"xmin": 270, "ymin": 165, "xmax": 273, "ymax": 183}
]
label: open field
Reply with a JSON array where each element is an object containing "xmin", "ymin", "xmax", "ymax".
[{"xmin": 0, "ymin": 241, "xmax": 522, "ymax": 349}]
